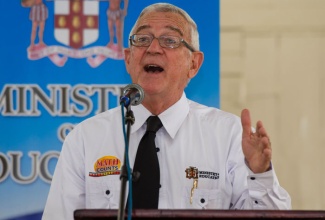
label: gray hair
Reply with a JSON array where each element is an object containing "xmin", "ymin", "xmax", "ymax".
[{"xmin": 129, "ymin": 3, "xmax": 200, "ymax": 51}]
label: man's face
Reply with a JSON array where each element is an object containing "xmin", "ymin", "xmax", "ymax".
[{"xmin": 124, "ymin": 11, "xmax": 203, "ymax": 102}]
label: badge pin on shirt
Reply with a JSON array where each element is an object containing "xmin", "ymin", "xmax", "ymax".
[{"xmin": 185, "ymin": 166, "xmax": 199, "ymax": 204}]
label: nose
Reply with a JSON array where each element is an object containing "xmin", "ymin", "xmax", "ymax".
[{"xmin": 146, "ymin": 37, "xmax": 164, "ymax": 54}]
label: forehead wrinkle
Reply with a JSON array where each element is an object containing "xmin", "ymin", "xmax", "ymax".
[
  {"xmin": 135, "ymin": 25, "xmax": 151, "ymax": 34},
  {"xmin": 135, "ymin": 24, "xmax": 184, "ymax": 37},
  {"xmin": 166, "ymin": 25, "xmax": 183, "ymax": 36}
]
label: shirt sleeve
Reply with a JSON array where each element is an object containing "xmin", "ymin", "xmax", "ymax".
[
  {"xmin": 229, "ymin": 159, "xmax": 291, "ymax": 210},
  {"xmin": 244, "ymin": 166, "xmax": 292, "ymax": 209},
  {"xmin": 42, "ymin": 127, "xmax": 86, "ymax": 220}
]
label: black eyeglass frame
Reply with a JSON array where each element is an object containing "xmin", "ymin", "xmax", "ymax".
[{"xmin": 129, "ymin": 34, "xmax": 196, "ymax": 52}]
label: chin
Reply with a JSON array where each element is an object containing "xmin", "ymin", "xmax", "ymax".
[{"xmin": 142, "ymin": 86, "xmax": 162, "ymax": 96}]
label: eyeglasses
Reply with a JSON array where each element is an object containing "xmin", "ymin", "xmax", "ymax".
[{"xmin": 129, "ymin": 34, "xmax": 195, "ymax": 52}]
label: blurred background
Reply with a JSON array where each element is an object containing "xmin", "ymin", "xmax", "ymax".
[
  {"xmin": 1, "ymin": 1, "xmax": 324, "ymax": 219},
  {"xmin": 220, "ymin": 0, "xmax": 325, "ymax": 210},
  {"xmin": 1, "ymin": 1, "xmax": 220, "ymax": 219}
]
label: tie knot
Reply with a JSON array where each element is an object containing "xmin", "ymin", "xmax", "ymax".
[{"xmin": 146, "ymin": 116, "xmax": 162, "ymax": 133}]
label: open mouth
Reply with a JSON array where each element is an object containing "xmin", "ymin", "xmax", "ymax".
[{"xmin": 144, "ymin": 64, "xmax": 164, "ymax": 73}]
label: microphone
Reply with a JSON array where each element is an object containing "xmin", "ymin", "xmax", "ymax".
[{"xmin": 120, "ymin": 83, "xmax": 144, "ymax": 107}]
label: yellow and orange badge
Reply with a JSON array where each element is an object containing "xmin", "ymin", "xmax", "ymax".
[{"xmin": 89, "ymin": 156, "xmax": 121, "ymax": 177}]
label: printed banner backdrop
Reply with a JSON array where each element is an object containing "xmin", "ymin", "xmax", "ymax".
[{"xmin": 0, "ymin": 0, "xmax": 219, "ymax": 219}]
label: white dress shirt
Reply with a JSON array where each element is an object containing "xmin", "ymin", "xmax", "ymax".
[{"xmin": 42, "ymin": 93, "xmax": 291, "ymax": 220}]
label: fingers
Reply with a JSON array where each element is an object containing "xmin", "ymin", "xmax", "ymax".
[
  {"xmin": 242, "ymin": 109, "xmax": 272, "ymax": 149},
  {"xmin": 256, "ymin": 123, "xmax": 272, "ymax": 162},
  {"xmin": 241, "ymin": 108, "xmax": 271, "ymax": 143},
  {"xmin": 256, "ymin": 121, "xmax": 271, "ymax": 146},
  {"xmin": 256, "ymin": 121, "xmax": 267, "ymax": 136},
  {"xmin": 241, "ymin": 109, "xmax": 251, "ymax": 138},
  {"xmin": 241, "ymin": 109, "xmax": 272, "ymax": 173},
  {"xmin": 262, "ymin": 138, "xmax": 272, "ymax": 161}
]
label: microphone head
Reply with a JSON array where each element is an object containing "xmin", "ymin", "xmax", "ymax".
[{"xmin": 121, "ymin": 83, "xmax": 145, "ymax": 107}]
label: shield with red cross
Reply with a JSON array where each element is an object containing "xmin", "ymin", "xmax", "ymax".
[{"xmin": 54, "ymin": 0, "xmax": 99, "ymax": 49}]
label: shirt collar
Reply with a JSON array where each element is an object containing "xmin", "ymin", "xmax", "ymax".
[{"xmin": 131, "ymin": 93, "xmax": 189, "ymax": 139}]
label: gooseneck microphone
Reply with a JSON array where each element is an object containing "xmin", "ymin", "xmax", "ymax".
[
  {"xmin": 120, "ymin": 83, "xmax": 144, "ymax": 107},
  {"xmin": 118, "ymin": 84, "xmax": 144, "ymax": 220}
]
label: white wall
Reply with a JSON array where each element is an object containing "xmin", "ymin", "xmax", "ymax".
[{"xmin": 220, "ymin": 0, "xmax": 325, "ymax": 210}]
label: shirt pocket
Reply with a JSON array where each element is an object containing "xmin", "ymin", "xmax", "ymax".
[
  {"xmin": 181, "ymin": 187, "xmax": 228, "ymax": 209},
  {"xmin": 87, "ymin": 178, "xmax": 120, "ymax": 209}
]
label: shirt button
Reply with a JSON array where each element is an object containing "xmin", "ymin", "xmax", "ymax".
[
  {"xmin": 156, "ymin": 148, "xmax": 160, "ymax": 152},
  {"xmin": 255, "ymin": 200, "xmax": 258, "ymax": 204},
  {"xmin": 200, "ymin": 198, "xmax": 205, "ymax": 203},
  {"xmin": 250, "ymin": 177, "xmax": 256, "ymax": 180},
  {"xmin": 105, "ymin": 190, "xmax": 110, "ymax": 195}
]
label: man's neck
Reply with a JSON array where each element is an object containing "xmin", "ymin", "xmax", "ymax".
[{"xmin": 142, "ymin": 93, "xmax": 182, "ymax": 115}]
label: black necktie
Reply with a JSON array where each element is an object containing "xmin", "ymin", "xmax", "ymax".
[{"xmin": 132, "ymin": 116, "xmax": 162, "ymax": 209}]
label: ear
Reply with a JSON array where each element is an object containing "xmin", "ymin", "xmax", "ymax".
[
  {"xmin": 124, "ymin": 48, "xmax": 131, "ymax": 75},
  {"xmin": 188, "ymin": 51, "xmax": 204, "ymax": 79}
]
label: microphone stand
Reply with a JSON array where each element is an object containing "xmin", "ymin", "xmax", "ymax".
[{"xmin": 117, "ymin": 105, "xmax": 134, "ymax": 220}]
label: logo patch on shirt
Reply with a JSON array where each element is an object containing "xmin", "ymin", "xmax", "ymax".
[
  {"xmin": 89, "ymin": 155, "xmax": 121, "ymax": 177},
  {"xmin": 185, "ymin": 166, "xmax": 219, "ymax": 180},
  {"xmin": 185, "ymin": 166, "xmax": 199, "ymax": 179},
  {"xmin": 198, "ymin": 171, "xmax": 219, "ymax": 180}
]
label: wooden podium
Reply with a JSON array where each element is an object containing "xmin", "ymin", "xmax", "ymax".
[{"xmin": 74, "ymin": 209, "xmax": 325, "ymax": 219}]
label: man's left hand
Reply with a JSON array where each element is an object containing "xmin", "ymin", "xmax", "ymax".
[{"xmin": 241, "ymin": 109, "xmax": 272, "ymax": 173}]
